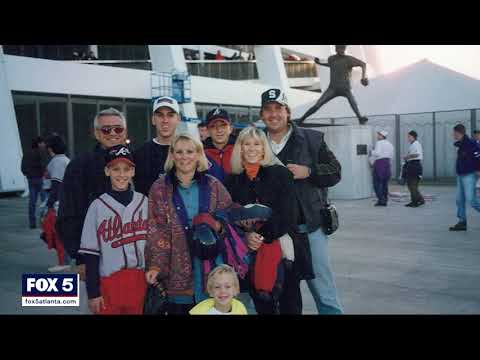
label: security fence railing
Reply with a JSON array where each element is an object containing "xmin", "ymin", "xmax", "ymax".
[
  {"xmin": 187, "ymin": 60, "xmax": 258, "ymax": 80},
  {"xmin": 303, "ymin": 109, "xmax": 480, "ymax": 182}
]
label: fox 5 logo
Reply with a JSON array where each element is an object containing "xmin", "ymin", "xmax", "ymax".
[{"xmin": 22, "ymin": 274, "xmax": 79, "ymax": 297}]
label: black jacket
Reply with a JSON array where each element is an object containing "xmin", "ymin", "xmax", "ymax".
[
  {"xmin": 225, "ymin": 165, "xmax": 314, "ymax": 280},
  {"xmin": 266, "ymin": 122, "xmax": 341, "ymax": 233},
  {"xmin": 21, "ymin": 148, "xmax": 49, "ymax": 179},
  {"xmin": 225, "ymin": 165, "xmax": 297, "ymax": 244},
  {"xmin": 132, "ymin": 140, "xmax": 170, "ymax": 196},
  {"xmin": 56, "ymin": 143, "xmax": 111, "ymax": 263}
]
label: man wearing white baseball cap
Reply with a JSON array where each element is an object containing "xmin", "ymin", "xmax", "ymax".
[
  {"xmin": 369, "ymin": 130, "xmax": 394, "ymax": 206},
  {"xmin": 133, "ymin": 96, "xmax": 181, "ymax": 195}
]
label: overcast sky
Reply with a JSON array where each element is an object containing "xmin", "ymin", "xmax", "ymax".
[{"xmin": 373, "ymin": 45, "xmax": 480, "ymax": 79}]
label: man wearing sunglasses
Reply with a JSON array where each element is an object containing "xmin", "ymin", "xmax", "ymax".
[
  {"xmin": 56, "ymin": 108, "xmax": 127, "ymax": 304},
  {"xmin": 133, "ymin": 96, "xmax": 181, "ymax": 196}
]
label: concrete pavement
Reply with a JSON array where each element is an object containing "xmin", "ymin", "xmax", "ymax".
[{"xmin": 1, "ymin": 184, "xmax": 479, "ymax": 314}]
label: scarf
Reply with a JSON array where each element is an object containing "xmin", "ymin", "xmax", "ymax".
[{"xmin": 244, "ymin": 163, "xmax": 260, "ymax": 180}]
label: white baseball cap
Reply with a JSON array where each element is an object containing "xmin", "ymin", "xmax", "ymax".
[
  {"xmin": 378, "ymin": 130, "xmax": 388, "ymax": 138},
  {"xmin": 153, "ymin": 96, "xmax": 180, "ymax": 114}
]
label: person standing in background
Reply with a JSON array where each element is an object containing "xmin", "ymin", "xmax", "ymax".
[
  {"xmin": 21, "ymin": 136, "xmax": 49, "ymax": 229},
  {"xmin": 404, "ymin": 130, "xmax": 425, "ymax": 207},
  {"xmin": 43, "ymin": 134, "xmax": 72, "ymax": 272},
  {"xmin": 449, "ymin": 124, "xmax": 480, "ymax": 231},
  {"xmin": 369, "ymin": 130, "xmax": 394, "ymax": 207},
  {"xmin": 198, "ymin": 122, "xmax": 210, "ymax": 142}
]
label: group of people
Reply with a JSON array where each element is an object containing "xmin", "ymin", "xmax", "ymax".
[
  {"xmin": 368, "ymin": 129, "xmax": 425, "ymax": 207},
  {"xmin": 72, "ymin": 50, "xmax": 98, "ymax": 61},
  {"xmin": 32, "ymin": 88, "xmax": 344, "ymax": 315},
  {"xmin": 21, "ymin": 81, "xmax": 480, "ymax": 315},
  {"xmin": 188, "ymin": 50, "xmax": 255, "ymax": 61},
  {"xmin": 368, "ymin": 126, "xmax": 480, "ymax": 231},
  {"xmin": 21, "ymin": 133, "xmax": 72, "ymax": 272}
]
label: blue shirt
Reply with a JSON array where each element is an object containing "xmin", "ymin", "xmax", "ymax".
[
  {"xmin": 177, "ymin": 180, "xmax": 199, "ymax": 226},
  {"xmin": 175, "ymin": 181, "xmax": 223, "ymax": 304}
]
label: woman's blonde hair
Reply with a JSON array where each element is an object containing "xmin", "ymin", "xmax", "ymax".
[
  {"xmin": 230, "ymin": 125, "xmax": 276, "ymax": 174},
  {"xmin": 207, "ymin": 264, "xmax": 240, "ymax": 295},
  {"xmin": 164, "ymin": 132, "xmax": 209, "ymax": 173}
]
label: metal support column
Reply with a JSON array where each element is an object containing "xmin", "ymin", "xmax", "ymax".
[
  {"xmin": 35, "ymin": 99, "xmax": 41, "ymax": 136},
  {"xmin": 395, "ymin": 114, "xmax": 401, "ymax": 179},
  {"xmin": 471, "ymin": 109, "xmax": 477, "ymax": 133},
  {"xmin": 66, "ymin": 94, "xmax": 74, "ymax": 157},
  {"xmin": 432, "ymin": 112, "xmax": 437, "ymax": 181},
  {"xmin": 122, "ymin": 99, "xmax": 127, "ymax": 119},
  {"xmin": 146, "ymin": 106, "xmax": 151, "ymax": 140}
]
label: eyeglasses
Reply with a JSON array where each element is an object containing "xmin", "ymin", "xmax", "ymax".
[
  {"xmin": 208, "ymin": 122, "xmax": 229, "ymax": 130},
  {"xmin": 99, "ymin": 126, "xmax": 125, "ymax": 135}
]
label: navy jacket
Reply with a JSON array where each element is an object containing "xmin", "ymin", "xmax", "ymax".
[{"xmin": 454, "ymin": 135, "xmax": 480, "ymax": 175}]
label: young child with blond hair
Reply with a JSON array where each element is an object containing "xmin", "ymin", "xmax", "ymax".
[{"xmin": 189, "ymin": 264, "xmax": 247, "ymax": 315}]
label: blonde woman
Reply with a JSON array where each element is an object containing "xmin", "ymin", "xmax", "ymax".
[
  {"xmin": 225, "ymin": 126, "xmax": 298, "ymax": 315},
  {"xmin": 145, "ymin": 133, "xmax": 233, "ymax": 315}
]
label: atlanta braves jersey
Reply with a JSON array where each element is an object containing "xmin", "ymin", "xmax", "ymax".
[{"xmin": 78, "ymin": 191, "xmax": 148, "ymax": 277}]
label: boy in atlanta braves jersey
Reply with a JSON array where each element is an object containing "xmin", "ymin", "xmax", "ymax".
[{"xmin": 78, "ymin": 145, "xmax": 148, "ymax": 314}]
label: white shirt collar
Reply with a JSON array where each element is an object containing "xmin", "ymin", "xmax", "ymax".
[
  {"xmin": 267, "ymin": 125, "xmax": 293, "ymax": 155},
  {"xmin": 153, "ymin": 138, "xmax": 169, "ymax": 146}
]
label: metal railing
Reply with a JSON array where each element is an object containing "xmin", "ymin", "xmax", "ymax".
[
  {"xmin": 70, "ymin": 60, "xmax": 153, "ymax": 70},
  {"xmin": 70, "ymin": 60, "xmax": 318, "ymax": 80},
  {"xmin": 305, "ymin": 108, "xmax": 480, "ymax": 182},
  {"xmin": 187, "ymin": 60, "xmax": 257, "ymax": 80}
]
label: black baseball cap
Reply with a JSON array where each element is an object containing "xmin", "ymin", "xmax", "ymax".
[
  {"xmin": 261, "ymin": 88, "xmax": 289, "ymax": 108},
  {"xmin": 105, "ymin": 145, "xmax": 135, "ymax": 167},
  {"xmin": 206, "ymin": 108, "xmax": 231, "ymax": 127}
]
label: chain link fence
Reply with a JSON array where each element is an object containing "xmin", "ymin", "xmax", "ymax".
[{"xmin": 306, "ymin": 109, "xmax": 479, "ymax": 182}]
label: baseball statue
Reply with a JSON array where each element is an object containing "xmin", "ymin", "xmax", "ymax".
[{"xmin": 297, "ymin": 45, "xmax": 370, "ymax": 125}]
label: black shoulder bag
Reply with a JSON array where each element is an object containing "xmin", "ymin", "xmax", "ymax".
[
  {"xmin": 143, "ymin": 273, "xmax": 168, "ymax": 315},
  {"xmin": 305, "ymin": 130, "xmax": 339, "ymax": 236}
]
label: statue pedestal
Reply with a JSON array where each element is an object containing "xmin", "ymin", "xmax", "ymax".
[{"xmin": 313, "ymin": 125, "xmax": 374, "ymax": 200}]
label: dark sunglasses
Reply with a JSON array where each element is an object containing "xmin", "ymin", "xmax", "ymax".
[{"xmin": 99, "ymin": 126, "xmax": 125, "ymax": 135}]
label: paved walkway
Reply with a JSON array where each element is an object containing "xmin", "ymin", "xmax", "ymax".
[{"xmin": 1, "ymin": 184, "xmax": 479, "ymax": 314}]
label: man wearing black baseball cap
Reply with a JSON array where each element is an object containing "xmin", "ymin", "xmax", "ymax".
[
  {"xmin": 203, "ymin": 107, "xmax": 236, "ymax": 183},
  {"xmin": 261, "ymin": 87, "xmax": 343, "ymax": 315}
]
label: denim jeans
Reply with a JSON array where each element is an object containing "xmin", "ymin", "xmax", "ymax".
[
  {"xmin": 28, "ymin": 177, "xmax": 47, "ymax": 227},
  {"xmin": 63, "ymin": 252, "xmax": 72, "ymax": 266},
  {"xmin": 373, "ymin": 172, "xmax": 389, "ymax": 205},
  {"xmin": 236, "ymin": 292, "xmax": 256, "ymax": 314},
  {"xmin": 456, "ymin": 173, "xmax": 480, "ymax": 223},
  {"xmin": 305, "ymin": 227, "xmax": 343, "ymax": 314}
]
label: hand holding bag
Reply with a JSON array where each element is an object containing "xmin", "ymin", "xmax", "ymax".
[{"xmin": 143, "ymin": 274, "xmax": 168, "ymax": 315}]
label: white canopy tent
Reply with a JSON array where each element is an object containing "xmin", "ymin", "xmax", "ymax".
[{"xmin": 292, "ymin": 59, "xmax": 480, "ymax": 120}]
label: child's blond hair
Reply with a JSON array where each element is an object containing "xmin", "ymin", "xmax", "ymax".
[{"xmin": 206, "ymin": 264, "xmax": 240, "ymax": 295}]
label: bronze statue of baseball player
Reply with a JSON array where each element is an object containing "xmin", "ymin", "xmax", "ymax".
[{"xmin": 297, "ymin": 45, "xmax": 369, "ymax": 125}]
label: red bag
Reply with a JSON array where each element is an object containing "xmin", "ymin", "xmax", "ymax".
[
  {"xmin": 253, "ymin": 240, "xmax": 282, "ymax": 293},
  {"xmin": 41, "ymin": 209, "xmax": 66, "ymax": 265}
]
